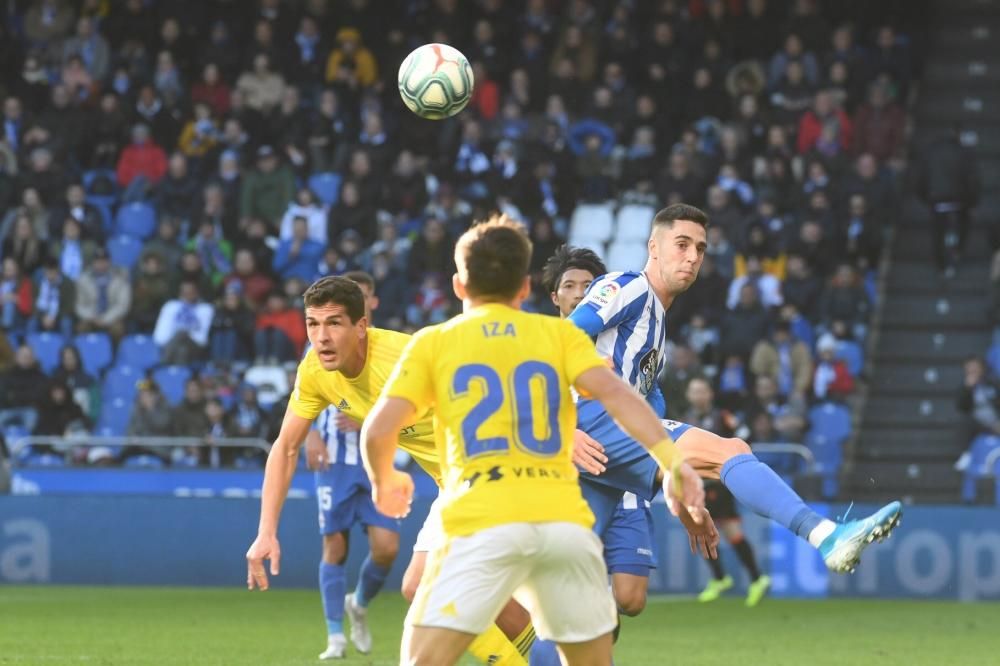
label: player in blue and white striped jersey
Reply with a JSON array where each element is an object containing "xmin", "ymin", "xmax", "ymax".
[
  {"xmin": 569, "ymin": 204, "xmax": 901, "ymax": 581},
  {"xmin": 305, "ymin": 272, "xmax": 400, "ymax": 660}
]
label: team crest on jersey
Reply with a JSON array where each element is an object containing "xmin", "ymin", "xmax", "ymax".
[
  {"xmin": 591, "ymin": 282, "xmax": 619, "ymax": 306},
  {"xmin": 637, "ymin": 348, "xmax": 658, "ymax": 395}
]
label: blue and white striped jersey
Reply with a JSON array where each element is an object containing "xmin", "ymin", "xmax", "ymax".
[
  {"xmin": 315, "ymin": 405, "xmax": 362, "ymax": 467},
  {"xmin": 313, "ymin": 405, "xmax": 370, "ymax": 498},
  {"xmin": 568, "ymin": 271, "xmax": 667, "ymax": 415}
]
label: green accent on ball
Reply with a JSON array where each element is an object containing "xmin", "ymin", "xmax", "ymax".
[{"xmin": 397, "ymin": 48, "xmax": 474, "ymax": 120}]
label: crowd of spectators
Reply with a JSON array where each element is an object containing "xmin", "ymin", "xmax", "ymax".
[{"xmin": 0, "ymin": 0, "xmax": 919, "ymax": 468}]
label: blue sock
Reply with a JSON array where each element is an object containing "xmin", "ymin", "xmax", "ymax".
[
  {"xmin": 319, "ymin": 561, "xmax": 346, "ymax": 635},
  {"xmin": 720, "ymin": 454, "xmax": 825, "ymax": 540},
  {"xmin": 354, "ymin": 554, "xmax": 390, "ymax": 608},
  {"xmin": 529, "ymin": 639, "xmax": 561, "ymax": 666}
]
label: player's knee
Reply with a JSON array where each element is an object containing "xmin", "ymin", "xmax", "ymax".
[
  {"xmin": 615, "ymin": 588, "xmax": 647, "ymax": 617},
  {"xmin": 372, "ymin": 541, "xmax": 399, "ymax": 568},
  {"xmin": 321, "ymin": 536, "xmax": 347, "ymax": 565},
  {"xmin": 722, "ymin": 437, "xmax": 752, "ymax": 460}
]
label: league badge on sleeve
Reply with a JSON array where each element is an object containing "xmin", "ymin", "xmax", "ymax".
[{"xmin": 592, "ymin": 282, "xmax": 619, "ymax": 307}]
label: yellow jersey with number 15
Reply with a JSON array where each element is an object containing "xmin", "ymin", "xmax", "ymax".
[
  {"xmin": 383, "ymin": 303, "xmax": 606, "ymax": 537},
  {"xmin": 288, "ymin": 327, "xmax": 441, "ymax": 483}
]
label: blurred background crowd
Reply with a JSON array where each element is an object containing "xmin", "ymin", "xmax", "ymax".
[{"xmin": 0, "ymin": 0, "xmax": 923, "ymax": 473}]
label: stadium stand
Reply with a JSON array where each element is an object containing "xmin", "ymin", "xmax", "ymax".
[{"xmin": 0, "ymin": 0, "xmax": 964, "ymax": 506}]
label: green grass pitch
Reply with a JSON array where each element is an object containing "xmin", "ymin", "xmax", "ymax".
[{"xmin": 0, "ymin": 586, "xmax": 994, "ymax": 665}]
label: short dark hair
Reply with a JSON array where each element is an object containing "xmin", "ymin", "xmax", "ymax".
[
  {"xmin": 455, "ymin": 215, "xmax": 532, "ymax": 300},
  {"xmin": 342, "ymin": 270, "xmax": 376, "ymax": 293},
  {"xmin": 652, "ymin": 203, "xmax": 710, "ymax": 230},
  {"xmin": 541, "ymin": 245, "xmax": 607, "ymax": 294},
  {"xmin": 302, "ymin": 276, "xmax": 366, "ymax": 322}
]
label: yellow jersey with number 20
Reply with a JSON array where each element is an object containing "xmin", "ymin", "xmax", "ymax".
[
  {"xmin": 383, "ymin": 303, "xmax": 606, "ymax": 537},
  {"xmin": 288, "ymin": 327, "xmax": 441, "ymax": 482}
]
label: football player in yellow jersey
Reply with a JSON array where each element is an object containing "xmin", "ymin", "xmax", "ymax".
[
  {"xmin": 245, "ymin": 275, "xmax": 530, "ymax": 664},
  {"xmin": 361, "ymin": 217, "xmax": 706, "ymax": 666}
]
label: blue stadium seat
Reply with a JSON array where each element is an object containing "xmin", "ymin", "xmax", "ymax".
[
  {"xmin": 115, "ymin": 202, "xmax": 157, "ymax": 239},
  {"xmin": 117, "ymin": 334, "xmax": 161, "ymax": 371},
  {"xmin": 82, "ymin": 168, "xmax": 118, "ymax": 196},
  {"xmin": 123, "ymin": 454, "xmax": 165, "ymax": 469},
  {"xmin": 3, "ymin": 424, "xmax": 30, "ymax": 456},
  {"xmin": 97, "ymin": 396, "xmax": 132, "ymax": 436},
  {"xmin": 26, "ymin": 332, "xmax": 65, "ymax": 374},
  {"xmin": 808, "ymin": 402, "xmax": 852, "ymax": 443},
  {"xmin": 21, "ymin": 453, "xmax": 67, "ymax": 467},
  {"xmin": 74, "ymin": 332, "xmax": 113, "ymax": 377},
  {"xmin": 835, "ymin": 340, "xmax": 864, "ymax": 377},
  {"xmin": 308, "ymin": 172, "xmax": 342, "ymax": 206},
  {"xmin": 961, "ymin": 434, "xmax": 1000, "ymax": 502},
  {"xmin": 987, "ymin": 344, "xmax": 1000, "ymax": 377},
  {"xmin": 102, "ymin": 365, "xmax": 141, "ymax": 403},
  {"xmin": 86, "ymin": 196, "xmax": 116, "ymax": 234},
  {"xmin": 107, "ymin": 234, "xmax": 144, "ymax": 269},
  {"xmin": 805, "ymin": 403, "xmax": 851, "ymax": 499},
  {"xmin": 152, "ymin": 365, "xmax": 192, "ymax": 406}
]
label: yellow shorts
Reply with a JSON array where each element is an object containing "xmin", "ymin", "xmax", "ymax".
[{"xmin": 407, "ymin": 521, "xmax": 617, "ymax": 643}]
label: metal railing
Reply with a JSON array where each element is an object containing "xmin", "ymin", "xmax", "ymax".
[
  {"xmin": 8, "ymin": 437, "xmax": 819, "ymax": 473},
  {"xmin": 10, "ymin": 435, "xmax": 272, "ymax": 468},
  {"xmin": 750, "ymin": 442, "xmax": 817, "ymax": 472}
]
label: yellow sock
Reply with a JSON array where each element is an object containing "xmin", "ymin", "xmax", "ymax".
[
  {"xmin": 512, "ymin": 623, "xmax": 536, "ymax": 659},
  {"xmin": 467, "ymin": 623, "xmax": 527, "ymax": 665}
]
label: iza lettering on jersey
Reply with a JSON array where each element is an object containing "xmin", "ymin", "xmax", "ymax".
[{"xmin": 481, "ymin": 321, "xmax": 516, "ymax": 338}]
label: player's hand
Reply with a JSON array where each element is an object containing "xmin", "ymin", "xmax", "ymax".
[
  {"xmin": 663, "ymin": 461, "xmax": 705, "ymax": 522},
  {"xmin": 335, "ymin": 412, "xmax": 361, "ymax": 433},
  {"xmin": 373, "ymin": 469, "xmax": 415, "ymax": 518},
  {"xmin": 246, "ymin": 533, "xmax": 280, "ymax": 591},
  {"xmin": 572, "ymin": 429, "xmax": 607, "ymax": 475},
  {"xmin": 678, "ymin": 507, "xmax": 719, "ymax": 560},
  {"xmin": 304, "ymin": 434, "xmax": 328, "ymax": 471}
]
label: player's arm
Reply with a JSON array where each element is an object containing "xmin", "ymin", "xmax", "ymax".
[
  {"xmin": 575, "ymin": 365, "xmax": 705, "ymax": 519},
  {"xmin": 246, "ymin": 407, "xmax": 313, "ymax": 590},
  {"xmin": 361, "ymin": 331, "xmax": 433, "ymax": 519},
  {"xmin": 360, "ymin": 396, "xmax": 417, "ymax": 518},
  {"xmin": 567, "ymin": 274, "xmax": 644, "ymax": 337}
]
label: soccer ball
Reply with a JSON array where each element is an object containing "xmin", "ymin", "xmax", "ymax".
[{"xmin": 397, "ymin": 43, "xmax": 474, "ymax": 120}]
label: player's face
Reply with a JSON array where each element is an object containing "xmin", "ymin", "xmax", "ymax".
[
  {"xmin": 305, "ymin": 302, "xmax": 366, "ymax": 371},
  {"xmin": 649, "ymin": 219, "xmax": 707, "ymax": 296},
  {"xmin": 551, "ymin": 268, "xmax": 596, "ymax": 318}
]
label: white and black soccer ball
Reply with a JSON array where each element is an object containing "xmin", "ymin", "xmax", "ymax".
[{"xmin": 397, "ymin": 43, "xmax": 475, "ymax": 120}]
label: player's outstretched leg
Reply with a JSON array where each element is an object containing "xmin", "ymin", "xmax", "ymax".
[
  {"xmin": 816, "ymin": 500, "xmax": 902, "ymax": 573},
  {"xmin": 677, "ymin": 429, "xmax": 902, "ymax": 573}
]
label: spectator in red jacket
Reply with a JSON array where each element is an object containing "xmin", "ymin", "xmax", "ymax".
[
  {"xmin": 812, "ymin": 333, "xmax": 854, "ymax": 402},
  {"xmin": 254, "ymin": 291, "xmax": 306, "ymax": 364},
  {"xmin": 0, "ymin": 257, "xmax": 33, "ymax": 334},
  {"xmin": 469, "ymin": 61, "xmax": 499, "ymax": 121},
  {"xmin": 797, "ymin": 89, "xmax": 852, "ymax": 156},
  {"xmin": 851, "ymin": 79, "xmax": 905, "ymax": 167},
  {"xmin": 189, "ymin": 62, "xmax": 231, "ymax": 118},
  {"xmin": 116, "ymin": 123, "xmax": 168, "ymax": 201}
]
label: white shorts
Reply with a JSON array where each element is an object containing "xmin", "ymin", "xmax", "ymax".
[
  {"xmin": 413, "ymin": 496, "xmax": 444, "ymax": 553},
  {"xmin": 406, "ymin": 521, "xmax": 617, "ymax": 644}
]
